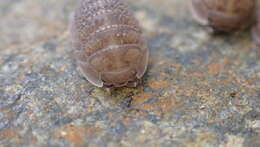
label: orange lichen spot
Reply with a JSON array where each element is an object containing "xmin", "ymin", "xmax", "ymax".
[
  {"xmin": 132, "ymin": 93, "xmax": 176, "ymax": 114},
  {"xmin": 186, "ymin": 131, "xmax": 217, "ymax": 147},
  {"xmin": 55, "ymin": 124, "xmax": 102, "ymax": 145},
  {"xmin": 106, "ymin": 112, "xmax": 114, "ymax": 119},
  {"xmin": 207, "ymin": 63, "xmax": 223, "ymax": 75},
  {"xmin": 197, "ymin": 90, "xmax": 211, "ymax": 100},
  {"xmin": 29, "ymin": 136, "xmax": 38, "ymax": 143},
  {"xmin": 0, "ymin": 129, "xmax": 19, "ymax": 141},
  {"xmin": 56, "ymin": 124, "xmax": 86, "ymax": 145},
  {"xmin": 132, "ymin": 92, "xmax": 156, "ymax": 105},
  {"xmin": 148, "ymin": 80, "xmax": 169, "ymax": 89},
  {"xmin": 190, "ymin": 71, "xmax": 204, "ymax": 79},
  {"xmin": 157, "ymin": 97, "xmax": 176, "ymax": 113},
  {"xmin": 86, "ymin": 126, "xmax": 100, "ymax": 136},
  {"xmin": 174, "ymin": 84, "xmax": 198, "ymax": 97},
  {"xmin": 122, "ymin": 119, "xmax": 130, "ymax": 126},
  {"xmin": 134, "ymin": 101, "xmax": 158, "ymax": 112}
]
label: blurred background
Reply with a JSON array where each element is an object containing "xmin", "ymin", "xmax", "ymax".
[{"xmin": 0, "ymin": 0, "xmax": 259, "ymax": 146}]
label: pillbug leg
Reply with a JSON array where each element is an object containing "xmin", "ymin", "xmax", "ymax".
[{"xmin": 126, "ymin": 80, "xmax": 138, "ymax": 88}]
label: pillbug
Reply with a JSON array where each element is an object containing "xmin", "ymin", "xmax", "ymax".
[
  {"xmin": 70, "ymin": 0, "xmax": 149, "ymax": 88},
  {"xmin": 190, "ymin": 0, "xmax": 256, "ymax": 32}
]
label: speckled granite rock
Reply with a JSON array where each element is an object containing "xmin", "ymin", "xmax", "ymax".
[{"xmin": 0, "ymin": 0, "xmax": 259, "ymax": 146}]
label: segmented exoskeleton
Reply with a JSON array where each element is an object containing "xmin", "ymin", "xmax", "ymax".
[{"xmin": 71, "ymin": 0, "xmax": 149, "ymax": 87}]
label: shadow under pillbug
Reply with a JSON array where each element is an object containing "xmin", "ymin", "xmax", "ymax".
[
  {"xmin": 70, "ymin": 0, "xmax": 149, "ymax": 88},
  {"xmin": 190, "ymin": 0, "xmax": 256, "ymax": 32}
]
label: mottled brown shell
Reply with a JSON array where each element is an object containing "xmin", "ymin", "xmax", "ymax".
[
  {"xmin": 190, "ymin": 0, "xmax": 256, "ymax": 32},
  {"xmin": 70, "ymin": 0, "xmax": 149, "ymax": 87}
]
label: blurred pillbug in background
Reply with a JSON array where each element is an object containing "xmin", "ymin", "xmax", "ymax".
[
  {"xmin": 70, "ymin": 0, "xmax": 149, "ymax": 88},
  {"xmin": 190, "ymin": 0, "xmax": 256, "ymax": 33}
]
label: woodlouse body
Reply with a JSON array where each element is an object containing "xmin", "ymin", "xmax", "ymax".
[
  {"xmin": 71, "ymin": 0, "xmax": 149, "ymax": 87},
  {"xmin": 190, "ymin": 0, "xmax": 256, "ymax": 32}
]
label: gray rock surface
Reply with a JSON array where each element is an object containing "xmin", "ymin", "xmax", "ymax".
[{"xmin": 0, "ymin": 0, "xmax": 259, "ymax": 146}]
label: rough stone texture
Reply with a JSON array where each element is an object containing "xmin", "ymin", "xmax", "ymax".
[{"xmin": 0, "ymin": 0, "xmax": 259, "ymax": 147}]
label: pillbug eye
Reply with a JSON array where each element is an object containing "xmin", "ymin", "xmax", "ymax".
[
  {"xmin": 190, "ymin": 0, "xmax": 256, "ymax": 32},
  {"xmin": 70, "ymin": 0, "xmax": 149, "ymax": 88}
]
